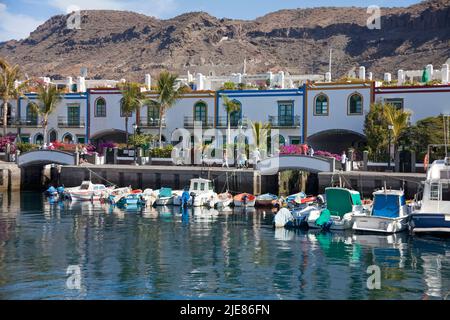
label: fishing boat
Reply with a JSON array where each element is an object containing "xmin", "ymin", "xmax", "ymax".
[
  {"xmin": 172, "ymin": 190, "xmax": 186, "ymax": 206},
  {"xmin": 353, "ymin": 189, "xmax": 411, "ymax": 233},
  {"xmin": 256, "ymin": 193, "xmax": 278, "ymax": 207},
  {"xmin": 307, "ymin": 187, "xmax": 368, "ymax": 230},
  {"xmin": 65, "ymin": 181, "xmax": 111, "ymax": 201},
  {"xmin": 410, "ymin": 158, "xmax": 450, "ymax": 234},
  {"xmin": 233, "ymin": 193, "xmax": 256, "ymax": 207},
  {"xmin": 104, "ymin": 186, "xmax": 132, "ymax": 204},
  {"xmin": 214, "ymin": 192, "xmax": 233, "ymax": 208},
  {"xmin": 155, "ymin": 187, "xmax": 174, "ymax": 206},
  {"xmin": 189, "ymin": 178, "xmax": 217, "ymax": 207},
  {"xmin": 142, "ymin": 189, "xmax": 158, "ymax": 207}
]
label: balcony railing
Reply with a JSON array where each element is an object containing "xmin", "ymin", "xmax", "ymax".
[
  {"xmin": 216, "ymin": 117, "xmax": 249, "ymax": 128},
  {"xmin": 14, "ymin": 118, "xmax": 40, "ymax": 127},
  {"xmin": 139, "ymin": 118, "xmax": 166, "ymax": 128},
  {"xmin": 268, "ymin": 115, "xmax": 301, "ymax": 128},
  {"xmin": 58, "ymin": 117, "xmax": 85, "ymax": 128},
  {"xmin": 184, "ymin": 116, "xmax": 214, "ymax": 128}
]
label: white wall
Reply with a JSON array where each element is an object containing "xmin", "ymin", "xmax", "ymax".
[
  {"xmin": 375, "ymin": 86, "xmax": 450, "ymax": 124},
  {"xmin": 306, "ymin": 83, "xmax": 372, "ymax": 138}
]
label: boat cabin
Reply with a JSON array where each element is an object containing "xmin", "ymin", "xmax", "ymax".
[
  {"xmin": 189, "ymin": 178, "xmax": 214, "ymax": 193},
  {"xmin": 325, "ymin": 187, "xmax": 362, "ymax": 217},
  {"xmin": 372, "ymin": 190, "xmax": 406, "ymax": 218}
]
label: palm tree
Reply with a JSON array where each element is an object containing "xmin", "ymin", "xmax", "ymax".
[
  {"xmin": 222, "ymin": 95, "xmax": 241, "ymax": 145},
  {"xmin": 383, "ymin": 103, "xmax": 411, "ymax": 153},
  {"xmin": 28, "ymin": 83, "xmax": 62, "ymax": 147},
  {"xmin": 148, "ymin": 71, "xmax": 186, "ymax": 147},
  {"xmin": 0, "ymin": 58, "xmax": 26, "ymax": 136},
  {"xmin": 118, "ymin": 82, "xmax": 146, "ymax": 145}
]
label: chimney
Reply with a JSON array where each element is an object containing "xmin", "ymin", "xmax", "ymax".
[
  {"xmin": 442, "ymin": 64, "xmax": 449, "ymax": 84},
  {"xmin": 397, "ymin": 70, "xmax": 405, "ymax": 86},
  {"xmin": 145, "ymin": 74, "xmax": 151, "ymax": 90},
  {"xmin": 66, "ymin": 77, "xmax": 73, "ymax": 92},
  {"xmin": 325, "ymin": 72, "xmax": 332, "ymax": 82},
  {"xmin": 76, "ymin": 76, "xmax": 86, "ymax": 92},
  {"xmin": 359, "ymin": 66, "xmax": 366, "ymax": 80},
  {"xmin": 426, "ymin": 64, "xmax": 434, "ymax": 79},
  {"xmin": 196, "ymin": 73, "xmax": 205, "ymax": 90},
  {"xmin": 384, "ymin": 73, "xmax": 392, "ymax": 83},
  {"xmin": 367, "ymin": 72, "xmax": 373, "ymax": 81}
]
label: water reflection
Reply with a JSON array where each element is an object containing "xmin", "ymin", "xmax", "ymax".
[{"xmin": 0, "ymin": 191, "xmax": 450, "ymax": 299}]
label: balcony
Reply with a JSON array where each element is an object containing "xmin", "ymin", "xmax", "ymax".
[
  {"xmin": 268, "ymin": 116, "xmax": 301, "ymax": 128},
  {"xmin": 14, "ymin": 118, "xmax": 40, "ymax": 127},
  {"xmin": 216, "ymin": 116, "xmax": 249, "ymax": 128},
  {"xmin": 184, "ymin": 116, "xmax": 214, "ymax": 128},
  {"xmin": 58, "ymin": 117, "xmax": 85, "ymax": 128},
  {"xmin": 139, "ymin": 118, "xmax": 166, "ymax": 128}
]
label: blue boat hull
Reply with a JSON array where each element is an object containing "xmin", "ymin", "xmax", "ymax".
[{"xmin": 410, "ymin": 213, "xmax": 450, "ymax": 234}]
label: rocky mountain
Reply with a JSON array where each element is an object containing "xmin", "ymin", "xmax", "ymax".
[{"xmin": 0, "ymin": 0, "xmax": 449, "ymax": 81}]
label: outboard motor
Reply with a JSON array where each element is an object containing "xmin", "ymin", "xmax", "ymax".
[
  {"xmin": 45, "ymin": 186, "xmax": 57, "ymax": 197},
  {"xmin": 182, "ymin": 190, "xmax": 190, "ymax": 208}
]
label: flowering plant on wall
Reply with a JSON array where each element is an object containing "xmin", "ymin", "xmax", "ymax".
[
  {"xmin": 0, "ymin": 134, "xmax": 17, "ymax": 153},
  {"xmin": 279, "ymin": 144, "xmax": 342, "ymax": 161},
  {"xmin": 98, "ymin": 141, "xmax": 117, "ymax": 155}
]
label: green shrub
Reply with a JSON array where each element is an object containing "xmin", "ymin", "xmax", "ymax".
[
  {"xmin": 16, "ymin": 142, "xmax": 39, "ymax": 153},
  {"xmin": 150, "ymin": 145, "xmax": 174, "ymax": 158}
]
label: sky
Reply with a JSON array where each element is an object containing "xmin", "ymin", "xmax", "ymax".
[{"xmin": 0, "ymin": 0, "xmax": 424, "ymax": 42}]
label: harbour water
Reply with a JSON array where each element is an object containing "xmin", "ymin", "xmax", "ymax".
[{"xmin": 0, "ymin": 192, "xmax": 450, "ymax": 300}]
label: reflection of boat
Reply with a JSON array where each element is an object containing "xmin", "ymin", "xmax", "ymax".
[
  {"xmin": 256, "ymin": 193, "xmax": 278, "ymax": 207},
  {"xmin": 116, "ymin": 192, "xmax": 146, "ymax": 209},
  {"xmin": 189, "ymin": 178, "xmax": 217, "ymax": 207},
  {"xmin": 410, "ymin": 158, "xmax": 450, "ymax": 235},
  {"xmin": 65, "ymin": 181, "xmax": 111, "ymax": 201},
  {"xmin": 353, "ymin": 189, "xmax": 411, "ymax": 233},
  {"xmin": 307, "ymin": 188, "xmax": 368, "ymax": 230},
  {"xmin": 155, "ymin": 187, "xmax": 174, "ymax": 206},
  {"xmin": 233, "ymin": 193, "xmax": 256, "ymax": 207}
]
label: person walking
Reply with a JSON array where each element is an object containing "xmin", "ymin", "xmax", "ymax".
[
  {"xmin": 308, "ymin": 145, "xmax": 314, "ymax": 157},
  {"xmin": 222, "ymin": 148, "xmax": 229, "ymax": 168},
  {"xmin": 341, "ymin": 151, "xmax": 348, "ymax": 171}
]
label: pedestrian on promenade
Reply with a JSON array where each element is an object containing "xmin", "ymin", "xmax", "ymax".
[
  {"xmin": 222, "ymin": 148, "xmax": 229, "ymax": 168},
  {"xmin": 308, "ymin": 145, "xmax": 314, "ymax": 157},
  {"xmin": 341, "ymin": 151, "xmax": 348, "ymax": 171}
]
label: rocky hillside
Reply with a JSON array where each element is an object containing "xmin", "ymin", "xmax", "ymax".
[{"xmin": 0, "ymin": 0, "xmax": 449, "ymax": 81}]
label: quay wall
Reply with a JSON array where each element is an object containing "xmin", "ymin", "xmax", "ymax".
[
  {"xmin": 318, "ymin": 171, "xmax": 426, "ymax": 199},
  {"xmin": 59, "ymin": 165, "xmax": 278, "ymax": 195}
]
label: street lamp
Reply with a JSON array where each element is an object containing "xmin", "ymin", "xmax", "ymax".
[
  {"xmin": 388, "ymin": 124, "xmax": 394, "ymax": 170},
  {"xmin": 132, "ymin": 123, "xmax": 138, "ymax": 165}
]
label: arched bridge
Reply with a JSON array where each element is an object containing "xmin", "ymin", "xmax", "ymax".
[
  {"xmin": 17, "ymin": 150, "xmax": 76, "ymax": 167},
  {"xmin": 256, "ymin": 154, "xmax": 337, "ymax": 175}
]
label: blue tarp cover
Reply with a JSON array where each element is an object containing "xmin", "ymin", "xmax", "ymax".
[{"xmin": 372, "ymin": 194, "xmax": 401, "ymax": 218}]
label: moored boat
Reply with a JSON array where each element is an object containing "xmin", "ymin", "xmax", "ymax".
[
  {"xmin": 353, "ymin": 189, "xmax": 411, "ymax": 233},
  {"xmin": 215, "ymin": 192, "xmax": 233, "ymax": 208},
  {"xmin": 155, "ymin": 187, "xmax": 174, "ymax": 206},
  {"xmin": 65, "ymin": 181, "xmax": 111, "ymax": 201},
  {"xmin": 256, "ymin": 193, "xmax": 278, "ymax": 207},
  {"xmin": 233, "ymin": 193, "xmax": 256, "ymax": 207},
  {"xmin": 189, "ymin": 178, "xmax": 217, "ymax": 207},
  {"xmin": 410, "ymin": 158, "xmax": 450, "ymax": 235},
  {"xmin": 307, "ymin": 187, "xmax": 368, "ymax": 230}
]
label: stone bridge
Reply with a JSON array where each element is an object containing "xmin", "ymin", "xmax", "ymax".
[
  {"xmin": 17, "ymin": 150, "xmax": 76, "ymax": 167},
  {"xmin": 256, "ymin": 154, "xmax": 336, "ymax": 175}
]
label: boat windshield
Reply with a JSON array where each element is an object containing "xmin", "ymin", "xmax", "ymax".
[
  {"xmin": 193, "ymin": 182, "xmax": 198, "ymax": 191},
  {"xmin": 200, "ymin": 183, "xmax": 205, "ymax": 191},
  {"xmin": 80, "ymin": 183, "xmax": 90, "ymax": 190},
  {"xmin": 372, "ymin": 194, "xmax": 400, "ymax": 218}
]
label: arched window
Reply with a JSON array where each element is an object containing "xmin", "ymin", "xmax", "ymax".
[
  {"xmin": 147, "ymin": 104, "xmax": 160, "ymax": 126},
  {"xmin": 63, "ymin": 133, "xmax": 73, "ymax": 144},
  {"xmin": 229, "ymin": 100, "xmax": 242, "ymax": 127},
  {"xmin": 34, "ymin": 133, "xmax": 44, "ymax": 145},
  {"xmin": 194, "ymin": 101, "xmax": 207, "ymax": 125},
  {"xmin": 348, "ymin": 93, "xmax": 363, "ymax": 115},
  {"xmin": 26, "ymin": 103, "xmax": 38, "ymax": 125},
  {"xmin": 314, "ymin": 94, "xmax": 329, "ymax": 116},
  {"xmin": 95, "ymin": 98, "xmax": 106, "ymax": 117},
  {"xmin": 49, "ymin": 130, "xmax": 57, "ymax": 143},
  {"xmin": 0, "ymin": 103, "xmax": 13, "ymax": 125}
]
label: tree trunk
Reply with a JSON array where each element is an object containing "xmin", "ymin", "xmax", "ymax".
[
  {"xmin": 227, "ymin": 112, "xmax": 231, "ymax": 145},
  {"xmin": 3, "ymin": 101, "xmax": 8, "ymax": 137},
  {"xmin": 125, "ymin": 116, "xmax": 129, "ymax": 147},
  {"xmin": 43, "ymin": 117, "xmax": 48, "ymax": 149},
  {"xmin": 158, "ymin": 107, "xmax": 163, "ymax": 148}
]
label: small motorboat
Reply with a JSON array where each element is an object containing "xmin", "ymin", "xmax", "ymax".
[
  {"xmin": 142, "ymin": 189, "xmax": 158, "ymax": 207},
  {"xmin": 65, "ymin": 181, "xmax": 111, "ymax": 201},
  {"xmin": 105, "ymin": 186, "xmax": 132, "ymax": 204},
  {"xmin": 256, "ymin": 193, "xmax": 278, "ymax": 207},
  {"xmin": 189, "ymin": 178, "xmax": 217, "ymax": 207},
  {"xmin": 353, "ymin": 189, "xmax": 411, "ymax": 234},
  {"xmin": 233, "ymin": 193, "xmax": 256, "ymax": 207},
  {"xmin": 173, "ymin": 189, "xmax": 192, "ymax": 206},
  {"xmin": 307, "ymin": 187, "xmax": 368, "ymax": 230},
  {"xmin": 273, "ymin": 208, "xmax": 293, "ymax": 228},
  {"xmin": 215, "ymin": 192, "xmax": 233, "ymax": 208},
  {"xmin": 116, "ymin": 192, "xmax": 146, "ymax": 209},
  {"xmin": 155, "ymin": 187, "xmax": 174, "ymax": 206}
]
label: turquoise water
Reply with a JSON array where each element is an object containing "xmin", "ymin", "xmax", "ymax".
[{"xmin": 0, "ymin": 191, "xmax": 450, "ymax": 300}]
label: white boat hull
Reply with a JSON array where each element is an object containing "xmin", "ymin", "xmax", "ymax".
[
  {"xmin": 353, "ymin": 215, "xmax": 408, "ymax": 233},
  {"xmin": 233, "ymin": 199, "xmax": 256, "ymax": 207},
  {"xmin": 155, "ymin": 197, "xmax": 174, "ymax": 206},
  {"xmin": 307, "ymin": 210, "xmax": 355, "ymax": 230}
]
